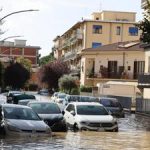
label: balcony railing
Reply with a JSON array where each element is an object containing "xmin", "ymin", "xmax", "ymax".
[
  {"xmin": 141, "ymin": 0, "xmax": 149, "ymax": 8},
  {"xmin": 138, "ymin": 73, "xmax": 150, "ymax": 88}
]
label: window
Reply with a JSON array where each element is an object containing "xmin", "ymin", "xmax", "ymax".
[
  {"xmin": 129, "ymin": 27, "xmax": 138, "ymax": 36},
  {"xmin": 92, "ymin": 42, "xmax": 102, "ymax": 48},
  {"xmin": 116, "ymin": 26, "xmax": 121, "ymax": 35},
  {"xmin": 93, "ymin": 25, "xmax": 102, "ymax": 34},
  {"xmin": 66, "ymin": 104, "xmax": 75, "ymax": 112}
]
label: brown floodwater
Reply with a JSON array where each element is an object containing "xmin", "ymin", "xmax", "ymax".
[{"xmin": 0, "ymin": 130, "xmax": 150, "ymax": 150}]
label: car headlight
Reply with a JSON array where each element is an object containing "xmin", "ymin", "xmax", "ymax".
[
  {"xmin": 45, "ymin": 126, "xmax": 51, "ymax": 134},
  {"xmin": 7, "ymin": 125, "xmax": 21, "ymax": 132}
]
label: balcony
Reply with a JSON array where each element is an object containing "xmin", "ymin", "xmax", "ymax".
[
  {"xmin": 141, "ymin": 0, "xmax": 149, "ymax": 8},
  {"xmin": 138, "ymin": 73, "xmax": 150, "ymax": 88},
  {"xmin": 63, "ymin": 51, "xmax": 77, "ymax": 61}
]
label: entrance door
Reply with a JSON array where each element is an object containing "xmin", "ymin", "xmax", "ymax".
[
  {"xmin": 108, "ymin": 61, "xmax": 117, "ymax": 78},
  {"xmin": 134, "ymin": 61, "xmax": 145, "ymax": 79}
]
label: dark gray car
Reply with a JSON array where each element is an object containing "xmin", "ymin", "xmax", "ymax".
[
  {"xmin": 99, "ymin": 97, "xmax": 125, "ymax": 118},
  {"xmin": 28, "ymin": 101, "xmax": 67, "ymax": 132}
]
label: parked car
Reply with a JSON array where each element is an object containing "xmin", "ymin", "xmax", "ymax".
[
  {"xmin": 55, "ymin": 93, "xmax": 67, "ymax": 103},
  {"xmin": 28, "ymin": 101, "xmax": 67, "ymax": 132},
  {"xmin": 63, "ymin": 102, "xmax": 118, "ymax": 132},
  {"xmin": 38, "ymin": 89, "xmax": 49, "ymax": 96},
  {"xmin": 0, "ymin": 104, "xmax": 51, "ymax": 136},
  {"xmin": 99, "ymin": 97, "xmax": 125, "ymax": 118},
  {"xmin": 18, "ymin": 99, "xmax": 37, "ymax": 106},
  {"xmin": 61, "ymin": 95, "xmax": 99, "ymax": 111},
  {"xmin": 7, "ymin": 93, "xmax": 36, "ymax": 104},
  {"xmin": 6, "ymin": 91, "xmax": 23, "ymax": 103}
]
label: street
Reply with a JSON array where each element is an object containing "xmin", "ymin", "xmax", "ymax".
[{"xmin": 0, "ymin": 94, "xmax": 150, "ymax": 150}]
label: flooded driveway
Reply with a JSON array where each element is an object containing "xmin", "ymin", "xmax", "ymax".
[{"xmin": 0, "ymin": 113, "xmax": 150, "ymax": 150}]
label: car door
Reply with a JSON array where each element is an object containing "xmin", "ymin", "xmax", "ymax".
[{"xmin": 64, "ymin": 104, "xmax": 76, "ymax": 126}]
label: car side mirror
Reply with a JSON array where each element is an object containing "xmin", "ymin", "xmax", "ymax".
[
  {"xmin": 70, "ymin": 110, "xmax": 75, "ymax": 116},
  {"xmin": 62, "ymin": 111, "xmax": 65, "ymax": 115},
  {"xmin": 108, "ymin": 111, "xmax": 112, "ymax": 115}
]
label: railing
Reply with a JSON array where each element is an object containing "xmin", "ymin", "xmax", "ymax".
[
  {"xmin": 141, "ymin": 0, "xmax": 149, "ymax": 8},
  {"xmin": 138, "ymin": 73, "xmax": 150, "ymax": 88}
]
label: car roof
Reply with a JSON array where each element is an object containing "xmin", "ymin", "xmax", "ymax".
[
  {"xmin": 99, "ymin": 97, "xmax": 118, "ymax": 101},
  {"xmin": 1, "ymin": 103, "xmax": 31, "ymax": 109},
  {"xmin": 28, "ymin": 101, "xmax": 56, "ymax": 104},
  {"xmin": 69, "ymin": 102, "xmax": 103, "ymax": 106}
]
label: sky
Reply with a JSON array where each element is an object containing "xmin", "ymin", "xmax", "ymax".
[{"xmin": 0, "ymin": 0, "xmax": 143, "ymax": 57}]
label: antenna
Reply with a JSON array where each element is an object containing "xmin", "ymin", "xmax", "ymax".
[{"xmin": 99, "ymin": 1, "xmax": 102, "ymax": 12}]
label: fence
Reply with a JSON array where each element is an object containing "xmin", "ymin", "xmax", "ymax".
[{"xmin": 136, "ymin": 98, "xmax": 150, "ymax": 115}]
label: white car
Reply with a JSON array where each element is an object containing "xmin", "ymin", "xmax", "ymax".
[
  {"xmin": 63, "ymin": 102, "xmax": 118, "ymax": 132},
  {"xmin": 55, "ymin": 93, "xmax": 66, "ymax": 103}
]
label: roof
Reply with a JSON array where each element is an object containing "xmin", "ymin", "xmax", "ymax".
[
  {"xmin": 1, "ymin": 103, "xmax": 30, "ymax": 109},
  {"xmin": 82, "ymin": 41, "xmax": 143, "ymax": 53},
  {"xmin": 70, "ymin": 102, "xmax": 102, "ymax": 106}
]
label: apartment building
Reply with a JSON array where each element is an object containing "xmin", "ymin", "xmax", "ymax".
[
  {"xmin": 141, "ymin": 0, "xmax": 150, "ymax": 8},
  {"xmin": 0, "ymin": 39, "xmax": 40, "ymax": 67},
  {"xmin": 53, "ymin": 11, "xmax": 140, "ymax": 73},
  {"xmin": 81, "ymin": 41, "xmax": 145, "ymax": 86}
]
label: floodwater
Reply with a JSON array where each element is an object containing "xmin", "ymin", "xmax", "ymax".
[{"xmin": 0, "ymin": 114, "xmax": 150, "ymax": 150}]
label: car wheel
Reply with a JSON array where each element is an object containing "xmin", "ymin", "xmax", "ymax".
[{"xmin": 73, "ymin": 123, "xmax": 79, "ymax": 132}]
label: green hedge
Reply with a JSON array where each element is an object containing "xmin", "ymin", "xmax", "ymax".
[{"xmin": 80, "ymin": 86, "xmax": 92, "ymax": 93}]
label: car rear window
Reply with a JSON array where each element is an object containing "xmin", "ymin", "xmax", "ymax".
[
  {"xmin": 77, "ymin": 105, "xmax": 108, "ymax": 115},
  {"xmin": 29, "ymin": 103, "xmax": 61, "ymax": 114},
  {"xmin": 100, "ymin": 99, "xmax": 120, "ymax": 107}
]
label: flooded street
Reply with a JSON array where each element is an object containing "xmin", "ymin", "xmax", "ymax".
[{"xmin": 0, "ymin": 113, "xmax": 150, "ymax": 150}]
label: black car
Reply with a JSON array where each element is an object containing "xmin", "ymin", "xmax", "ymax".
[
  {"xmin": 99, "ymin": 97, "xmax": 125, "ymax": 118},
  {"xmin": 28, "ymin": 101, "xmax": 67, "ymax": 132}
]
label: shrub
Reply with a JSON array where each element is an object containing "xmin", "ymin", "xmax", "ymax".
[
  {"xmin": 71, "ymin": 88, "xmax": 80, "ymax": 95},
  {"xmin": 80, "ymin": 86, "xmax": 92, "ymax": 93}
]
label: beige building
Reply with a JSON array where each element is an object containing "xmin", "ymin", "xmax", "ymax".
[
  {"xmin": 138, "ymin": 44, "xmax": 150, "ymax": 98},
  {"xmin": 80, "ymin": 41, "xmax": 145, "ymax": 86},
  {"xmin": 53, "ymin": 11, "xmax": 140, "ymax": 73}
]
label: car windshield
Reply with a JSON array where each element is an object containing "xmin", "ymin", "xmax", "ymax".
[
  {"xmin": 3, "ymin": 107, "xmax": 40, "ymax": 120},
  {"xmin": 58, "ymin": 94, "xmax": 66, "ymax": 99},
  {"xmin": 79, "ymin": 96, "xmax": 90, "ymax": 102},
  {"xmin": 77, "ymin": 105, "xmax": 108, "ymax": 115},
  {"xmin": 29, "ymin": 103, "xmax": 61, "ymax": 114},
  {"xmin": 100, "ymin": 99, "xmax": 120, "ymax": 107},
  {"xmin": 67, "ymin": 96, "xmax": 80, "ymax": 102}
]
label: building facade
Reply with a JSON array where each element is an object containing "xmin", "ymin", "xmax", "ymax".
[
  {"xmin": 53, "ymin": 11, "xmax": 140, "ymax": 73},
  {"xmin": 0, "ymin": 39, "xmax": 41, "ymax": 67},
  {"xmin": 80, "ymin": 41, "xmax": 145, "ymax": 86}
]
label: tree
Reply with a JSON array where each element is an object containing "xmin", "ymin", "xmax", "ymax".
[
  {"xmin": 38, "ymin": 60, "xmax": 70, "ymax": 90},
  {"xmin": 16, "ymin": 57, "xmax": 32, "ymax": 71},
  {"xmin": 59, "ymin": 75, "xmax": 78, "ymax": 94},
  {"xmin": 0, "ymin": 61, "xmax": 5, "ymax": 89},
  {"xmin": 4, "ymin": 62, "xmax": 30, "ymax": 89},
  {"xmin": 39, "ymin": 52, "xmax": 55, "ymax": 66},
  {"xmin": 137, "ymin": 0, "xmax": 150, "ymax": 43}
]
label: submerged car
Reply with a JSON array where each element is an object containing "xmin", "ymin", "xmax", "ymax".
[
  {"xmin": 0, "ymin": 104, "xmax": 51, "ymax": 136},
  {"xmin": 64, "ymin": 102, "xmax": 118, "ymax": 132},
  {"xmin": 28, "ymin": 101, "xmax": 67, "ymax": 132},
  {"xmin": 7, "ymin": 93, "xmax": 36, "ymax": 104},
  {"xmin": 99, "ymin": 97, "xmax": 125, "ymax": 118},
  {"xmin": 6, "ymin": 91, "xmax": 23, "ymax": 103},
  {"xmin": 38, "ymin": 89, "xmax": 49, "ymax": 96}
]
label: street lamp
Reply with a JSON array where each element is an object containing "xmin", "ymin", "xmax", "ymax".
[{"xmin": 0, "ymin": 9, "xmax": 39, "ymax": 22}]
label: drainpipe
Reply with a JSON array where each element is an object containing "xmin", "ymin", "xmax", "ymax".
[{"xmin": 123, "ymin": 52, "xmax": 125, "ymax": 71}]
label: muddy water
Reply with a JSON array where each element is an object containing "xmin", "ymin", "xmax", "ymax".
[{"xmin": 0, "ymin": 131, "xmax": 150, "ymax": 150}]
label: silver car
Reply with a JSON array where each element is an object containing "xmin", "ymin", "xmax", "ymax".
[{"xmin": 0, "ymin": 104, "xmax": 51, "ymax": 136}]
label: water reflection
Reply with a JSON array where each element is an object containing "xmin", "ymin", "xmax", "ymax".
[{"xmin": 0, "ymin": 131, "xmax": 150, "ymax": 150}]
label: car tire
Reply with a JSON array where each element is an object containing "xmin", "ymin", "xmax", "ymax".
[{"xmin": 73, "ymin": 123, "xmax": 79, "ymax": 132}]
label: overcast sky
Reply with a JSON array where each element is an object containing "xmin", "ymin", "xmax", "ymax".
[{"xmin": 0, "ymin": 0, "xmax": 143, "ymax": 57}]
